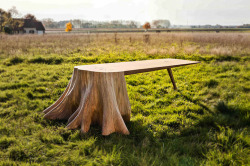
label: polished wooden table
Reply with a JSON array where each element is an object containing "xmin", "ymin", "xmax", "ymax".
[{"xmin": 43, "ymin": 59, "xmax": 200, "ymax": 135}]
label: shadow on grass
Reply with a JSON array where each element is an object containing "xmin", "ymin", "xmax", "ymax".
[
  {"xmin": 178, "ymin": 90, "xmax": 212, "ymax": 113},
  {"xmin": 40, "ymin": 96, "xmax": 249, "ymax": 165}
]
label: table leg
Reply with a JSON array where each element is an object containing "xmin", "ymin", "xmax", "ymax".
[{"xmin": 167, "ymin": 68, "xmax": 177, "ymax": 90}]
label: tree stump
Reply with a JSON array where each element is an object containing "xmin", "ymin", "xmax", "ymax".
[{"xmin": 43, "ymin": 68, "xmax": 131, "ymax": 135}]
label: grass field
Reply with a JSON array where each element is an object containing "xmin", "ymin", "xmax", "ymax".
[{"xmin": 0, "ymin": 32, "xmax": 249, "ymax": 165}]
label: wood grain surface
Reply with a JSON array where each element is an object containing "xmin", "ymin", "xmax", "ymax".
[{"xmin": 75, "ymin": 58, "xmax": 200, "ymax": 75}]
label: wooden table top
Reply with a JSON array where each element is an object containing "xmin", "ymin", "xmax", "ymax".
[{"xmin": 75, "ymin": 58, "xmax": 200, "ymax": 75}]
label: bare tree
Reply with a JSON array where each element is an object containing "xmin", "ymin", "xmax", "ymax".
[
  {"xmin": 42, "ymin": 18, "xmax": 57, "ymax": 28},
  {"xmin": 8, "ymin": 6, "xmax": 21, "ymax": 18},
  {"xmin": 152, "ymin": 20, "xmax": 171, "ymax": 28}
]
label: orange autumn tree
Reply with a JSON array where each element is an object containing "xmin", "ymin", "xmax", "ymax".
[
  {"xmin": 65, "ymin": 22, "xmax": 72, "ymax": 32},
  {"xmin": 143, "ymin": 22, "xmax": 151, "ymax": 31}
]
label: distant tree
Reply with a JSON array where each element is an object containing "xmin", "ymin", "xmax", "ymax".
[
  {"xmin": 58, "ymin": 21, "xmax": 69, "ymax": 28},
  {"xmin": 8, "ymin": 7, "xmax": 23, "ymax": 33},
  {"xmin": 72, "ymin": 19, "xmax": 81, "ymax": 28},
  {"xmin": 8, "ymin": 6, "xmax": 21, "ymax": 18},
  {"xmin": 4, "ymin": 26, "xmax": 11, "ymax": 34},
  {"xmin": 0, "ymin": 8, "xmax": 6, "ymax": 32},
  {"xmin": 81, "ymin": 22, "xmax": 92, "ymax": 28},
  {"xmin": 143, "ymin": 22, "xmax": 151, "ymax": 31},
  {"xmin": 42, "ymin": 18, "xmax": 57, "ymax": 28},
  {"xmin": 65, "ymin": 22, "xmax": 72, "ymax": 32},
  {"xmin": 24, "ymin": 13, "xmax": 36, "ymax": 20},
  {"xmin": 152, "ymin": 20, "xmax": 170, "ymax": 28},
  {"xmin": 128, "ymin": 21, "xmax": 138, "ymax": 28},
  {"xmin": 153, "ymin": 20, "xmax": 162, "ymax": 28},
  {"xmin": 0, "ymin": 8, "xmax": 19, "ymax": 33},
  {"xmin": 238, "ymin": 24, "xmax": 250, "ymax": 28}
]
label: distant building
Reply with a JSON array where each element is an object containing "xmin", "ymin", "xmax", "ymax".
[{"xmin": 14, "ymin": 19, "xmax": 45, "ymax": 34}]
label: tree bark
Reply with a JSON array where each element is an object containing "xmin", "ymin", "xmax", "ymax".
[{"xmin": 43, "ymin": 68, "xmax": 131, "ymax": 135}]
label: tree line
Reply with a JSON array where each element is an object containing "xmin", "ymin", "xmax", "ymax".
[
  {"xmin": 42, "ymin": 19, "xmax": 142, "ymax": 29},
  {"xmin": 42, "ymin": 19, "xmax": 171, "ymax": 29}
]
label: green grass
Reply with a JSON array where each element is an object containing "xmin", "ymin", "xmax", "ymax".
[{"xmin": 0, "ymin": 34, "xmax": 249, "ymax": 165}]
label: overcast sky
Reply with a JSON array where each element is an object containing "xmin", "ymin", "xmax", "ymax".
[{"xmin": 1, "ymin": 0, "xmax": 250, "ymax": 25}]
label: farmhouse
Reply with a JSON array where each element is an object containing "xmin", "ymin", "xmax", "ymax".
[{"xmin": 14, "ymin": 18, "xmax": 45, "ymax": 34}]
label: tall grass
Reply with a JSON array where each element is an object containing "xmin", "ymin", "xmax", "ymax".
[{"xmin": 0, "ymin": 32, "xmax": 250, "ymax": 58}]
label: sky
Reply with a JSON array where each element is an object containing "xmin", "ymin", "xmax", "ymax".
[{"xmin": 1, "ymin": 0, "xmax": 250, "ymax": 25}]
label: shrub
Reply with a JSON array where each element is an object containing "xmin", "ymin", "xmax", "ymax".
[
  {"xmin": 4, "ymin": 57, "xmax": 24, "ymax": 66},
  {"xmin": 28, "ymin": 57, "xmax": 63, "ymax": 64}
]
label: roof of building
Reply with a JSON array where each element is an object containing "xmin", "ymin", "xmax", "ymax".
[
  {"xmin": 13, "ymin": 18, "xmax": 45, "ymax": 31},
  {"xmin": 34, "ymin": 22, "xmax": 45, "ymax": 31},
  {"xmin": 23, "ymin": 19, "xmax": 45, "ymax": 30}
]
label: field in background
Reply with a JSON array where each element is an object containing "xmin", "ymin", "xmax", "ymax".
[
  {"xmin": 45, "ymin": 28, "xmax": 250, "ymax": 34},
  {"xmin": 0, "ymin": 32, "xmax": 249, "ymax": 165}
]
